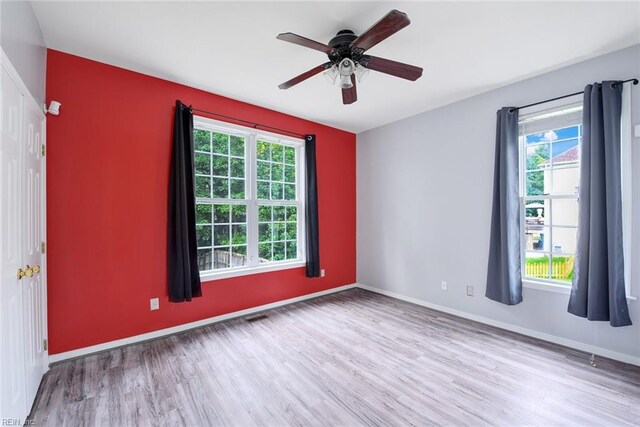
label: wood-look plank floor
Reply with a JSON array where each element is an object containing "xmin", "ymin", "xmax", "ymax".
[{"xmin": 30, "ymin": 289, "xmax": 640, "ymax": 426}]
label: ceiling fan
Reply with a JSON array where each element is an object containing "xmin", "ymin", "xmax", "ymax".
[{"xmin": 276, "ymin": 10, "xmax": 423, "ymax": 105}]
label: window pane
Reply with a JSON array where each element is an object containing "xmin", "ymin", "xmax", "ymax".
[
  {"xmin": 273, "ymin": 222, "xmax": 285, "ymax": 241},
  {"xmin": 271, "ymin": 143, "xmax": 284, "ymax": 162},
  {"xmin": 212, "ymin": 177, "xmax": 229, "ymax": 198},
  {"xmin": 231, "ymin": 224, "xmax": 247, "ymax": 245},
  {"xmin": 286, "ymin": 241, "xmax": 297, "ymax": 260},
  {"xmin": 284, "ymin": 146, "xmax": 295, "ymax": 165},
  {"xmin": 194, "ymin": 129, "xmax": 211, "ymax": 152},
  {"xmin": 194, "ymin": 153, "xmax": 211, "ymax": 175},
  {"xmin": 524, "ymin": 225, "xmax": 548, "ymax": 252},
  {"xmin": 551, "ymin": 254, "xmax": 574, "ymax": 283},
  {"xmin": 552, "ymin": 198, "xmax": 578, "ymax": 226},
  {"xmin": 258, "ymin": 205, "xmax": 271, "ymax": 222},
  {"xmin": 195, "ymin": 176, "xmax": 211, "ymax": 198},
  {"xmin": 213, "ymin": 132, "xmax": 228, "ymax": 154},
  {"xmin": 230, "ymin": 158, "xmax": 244, "ymax": 178},
  {"xmin": 214, "ymin": 225, "xmax": 230, "ymax": 246},
  {"xmin": 212, "ymin": 155, "xmax": 228, "ymax": 177},
  {"xmin": 284, "ymin": 184, "xmax": 296, "ymax": 200},
  {"xmin": 257, "ymin": 161, "xmax": 270, "ymax": 180},
  {"xmin": 286, "ymin": 206, "xmax": 297, "ymax": 221},
  {"xmin": 196, "ymin": 225, "xmax": 212, "ymax": 247},
  {"xmin": 525, "ymin": 171, "xmax": 545, "ymax": 196},
  {"xmin": 273, "ymin": 242, "xmax": 285, "ymax": 261},
  {"xmin": 552, "ymin": 227, "xmax": 577, "ymax": 255},
  {"xmin": 257, "ymin": 140, "xmax": 270, "ymax": 160},
  {"xmin": 271, "ymin": 163, "xmax": 283, "ymax": 181},
  {"xmin": 231, "ymin": 245, "xmax": 247, "ymax": 267},
  {"xmin": 259, "ymin": 243, "xmax": 272, "ymax": 262},
  {"xmin": 284, "ymin": 165, "xmax": 296, "ymax": 183},
  {"xmin": 198, "ymin": 248, "xmax": 212, "ymax": 271},
  {"xmin": 230, "ymin": 135, "xmax": 245, "ymax": 157},
  {"xmin": 271, "ymin": 182, "xmax": 283, "ymax": 200},
  {"xmin": 259, "ymin": 223, "xmax": 272, "ymax": 242},
  {"xmin": 550, "ymin": 165, "xmax": 579, "ymax": 195},
  {"xmin": 257, "ymin": 181, "xmax": 270, "ymax": 199},
  {"xmin": 286, "ymin": 222, "xmax": 297, "ymax": 240},
  {"xmin": 273, "ymin": 206, "xmax": 285, "ymax": 221},
  {"xmin": 214, "ymin": 248, "xmax": 230, "ymax": 269},
  {"xmin": 196, "ymin": 203, "xmax": 212, "ymax": 224},
  {"xmin": 524, "ymin": 200, "xmax": 546, "ymax": 223},
  {"xmin": 214, "ymin": 204, "xmax": 230, "ymax": 224},
  {"xmin": 231, "ymin": 204, "xmax": 246, "ymax": 223},
  {"xmin": 230, "ymin": 179, "xmax": 245, "ymax": 199},
  {"xmin": 524, "ymin": 252, "xmax": 550, "ymax": 280},
  {"xmin": 526, "ymin": 145, "xmax": 549, "ymax": 171}
]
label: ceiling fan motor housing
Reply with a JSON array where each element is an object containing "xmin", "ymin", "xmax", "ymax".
[
  {"xmin": 329, "ymin": 30, "xmax": 357, "ymax": 48},
  {"xmin": 328, "ymin": 30, "xmax": 365, "ymax": 64}
]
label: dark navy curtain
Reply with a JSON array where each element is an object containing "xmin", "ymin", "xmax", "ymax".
[
  {"xmin": 567, "ymin": 82, "xmax": 631, "ymax": 326},
  {"xmin": 305, "ymin": 134, "xmax": 320, "ymax": 278},
  {"xmin": 485, "ymin": 107, "xmax": 522, "ymax": 305},
  {"xmin": 168, "ymin": 100, "xmax": 202, "ymax": 302}
]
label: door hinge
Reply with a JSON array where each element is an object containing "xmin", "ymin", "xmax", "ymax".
[
  {"xmin": 43, "ymin": 339, "xmax": 48, "ymax": 351},
  {"xmin": 41, "ymin": 144, "xmax": 46, "ymax": 157},
  {"xmin": 41, "ymin": 241, "xmax": 46, "ymax": 254}
]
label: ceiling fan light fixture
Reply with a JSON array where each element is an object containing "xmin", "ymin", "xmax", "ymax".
[
  {"xmin": 323, "ymin": 65, "xmax": 339, "ymax": 85},
  {"xmin": 339, "ymin": 74, "xmax": 353, "ymax": 89},
  {"xmin": 338, "ymin": 58, "xmax": 355, "ymax": 89},
  {"xmin": 354, "ymin": 63, "xmax": 370, "ymax": 83}
]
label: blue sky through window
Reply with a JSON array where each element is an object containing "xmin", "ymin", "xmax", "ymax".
[{"xmin": 525, "ymin": 125, "xmax": 580, "ymax": 156}]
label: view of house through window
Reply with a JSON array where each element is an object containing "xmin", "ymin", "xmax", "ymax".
[
  {"xmin": 519, "ymin": 103, "xmax": 582, "ymax": 285},
  {"xmin": 193, "ymin": 117, "xmax": 305, "ymax": 276}
]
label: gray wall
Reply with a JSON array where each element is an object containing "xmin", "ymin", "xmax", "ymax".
[
  {"xmin": 0, "ymin": 0, "xmax": 46, "ymax": 104},
  {"xmin": 357, "ymin": 44, "xmax": 640, "ymax": 361}
]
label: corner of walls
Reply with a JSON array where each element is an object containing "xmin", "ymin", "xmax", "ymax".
[{"xmin": 0, "ymin": 0, "xmax": 47, "ymax": 105}]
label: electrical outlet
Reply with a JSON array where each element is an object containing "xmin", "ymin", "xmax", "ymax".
[
  {"xmin": 466, "ymin": 285, "xmax": 474, "ymax": 297},
  {"xmin": 441, "ymin": 280, "xmax": 448, "ymax": 291},
  {"xmin": 320, "ymin": 269, "xmax": 326, "ymax": 277},
  {"xmin": 150, "ymin": 298, "xmax": 159, "ymax": 311}
]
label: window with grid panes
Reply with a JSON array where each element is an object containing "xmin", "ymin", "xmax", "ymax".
[
  {"xmin": 519, "ymin": 103, "xmax": 582, "ymax": 286},
  {"xmin": 193, "ymin": 116, "xmax": 305, "ymax": 278}
]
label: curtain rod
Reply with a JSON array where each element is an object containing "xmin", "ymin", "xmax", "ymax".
[
  {"xmin": 509, "ymin": 78, "xmax": 638, "ymax": 113},
  {"xmin": 189, "ymin": 107, "xmax": 307, "ymax": 139}
]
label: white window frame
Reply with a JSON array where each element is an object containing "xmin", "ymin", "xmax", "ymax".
[
  {"xmin": 518, "ymin": 101, "xmax": 582, "ymax": 291},
  {"xmin": 518, "ymin": 95, "xmax": 634, "ymax": 300},
  {"xmin": 193, "ymin": 115, "xmax": 306, "ymax": 281}
]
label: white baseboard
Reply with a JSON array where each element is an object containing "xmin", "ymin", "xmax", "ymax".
[
  {"xmin": 357, "ymin": 283, "xmax": 640, "ymax": 367},
  {"xmin": 49, "ymin": 283, "xmax": 357, "ymax": 364}
]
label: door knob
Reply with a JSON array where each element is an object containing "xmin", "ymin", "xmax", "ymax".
[
  {"xmin": 24, "ymin": 265, "xmax": 33, "ymax": 278},
  {"xmin": 17, "ymin": 268, "xmax": 25, "ymax": 280},
  {"xmin": 33, "ymin": 265, "xmax": 40, "ymax": 274}
]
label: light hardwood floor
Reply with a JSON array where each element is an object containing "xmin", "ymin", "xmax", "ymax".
[{"xmin": 30, "ymin": 289, "xmax": 640, "ymax": 426}]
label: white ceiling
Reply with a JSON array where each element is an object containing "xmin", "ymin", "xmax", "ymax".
[{"xmin": 32, "ymin": 1, "xmax": 640, "ymax": 133}]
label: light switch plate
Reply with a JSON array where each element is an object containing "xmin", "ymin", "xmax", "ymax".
[
  {"xmin": 150, "ymin": 298, "xmax": 159, "ymax": 311},
  {"xmin": 634, "ymin": 124, "xmax": 640, "ymax": 138}
]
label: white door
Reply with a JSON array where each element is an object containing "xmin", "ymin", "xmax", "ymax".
[
  {"xmin": 0, "ymin": 57, "xmax": 28, "ymax": 422},
  {"xmin": 22, "ymin": 97, "xmax": 47, "ymax": 407}
]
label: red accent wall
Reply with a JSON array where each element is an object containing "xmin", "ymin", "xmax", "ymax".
[{"xmin": 46, "ymin": 50, "xmax": 356, "ymax": 355}]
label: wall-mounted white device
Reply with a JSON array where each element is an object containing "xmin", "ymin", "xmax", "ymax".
[{"xmin": 44, "ymin": 100, "xmax": 61, "ymax": 115}]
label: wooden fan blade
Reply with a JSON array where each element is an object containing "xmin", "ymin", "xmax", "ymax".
[
  {"xmin": 360, "ymin": 55, "xmax": 423, "ymax": 81},
  {"xmin": 350, "ymin": 10, "xmax": 410, "ymax": 52},
  {"xmin": 276, "ymin": 32, "xmax": 335, "ymax": 54},
  {"xmin": 278, "ymin": 63, "xmax": 332, "ymax": 90},
  {"xmin": 342, "ymin": 75, "xmax": 357, "ymax": 105}
]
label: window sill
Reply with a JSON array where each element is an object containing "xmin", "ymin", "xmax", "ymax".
[
  {"xmin": 523, "ymin": 279, "xmax": 637, "ymax": 301},
  {"xmin": 200, "ymin": 260, "xmax": 306, "ymax": 282}
]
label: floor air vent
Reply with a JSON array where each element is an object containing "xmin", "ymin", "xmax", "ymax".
[{"xmin": 245, "ymin": 314, "xmax": 268, "ymax": 323}]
